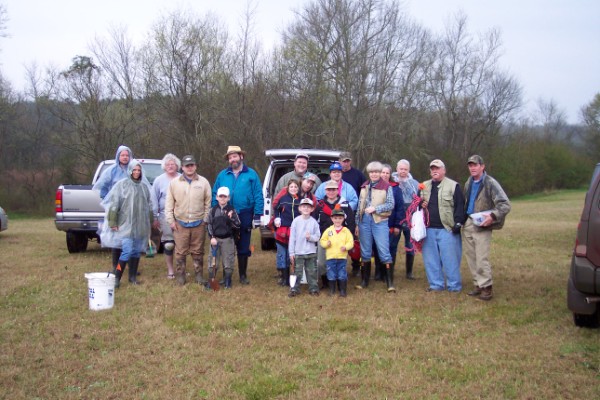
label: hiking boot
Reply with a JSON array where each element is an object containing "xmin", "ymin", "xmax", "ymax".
[
  {"xmin": 467, "ymin": 286, "xmax": 482, "ymax": 296},
  {"xmin": 478, "ymin": 285, "xmax": 493, "ymax": 301}
]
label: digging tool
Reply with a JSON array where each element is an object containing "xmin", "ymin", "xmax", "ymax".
[{"xmin": 208, "ymin": 244, "xmax": 220, "ymax": 291}]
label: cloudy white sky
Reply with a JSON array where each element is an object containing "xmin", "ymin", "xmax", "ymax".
[{"xmin": 1, "ymin": 0, "xmax": 599, "ymax": 124}]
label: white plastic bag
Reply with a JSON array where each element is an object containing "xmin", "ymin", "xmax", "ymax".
[{"xmin": 410, "ymin": 208, "xmax": 427, "ymax": 242}]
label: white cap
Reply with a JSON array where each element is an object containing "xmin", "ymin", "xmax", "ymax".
[{"xmin": 217, "ymin": 187, "xmax": 230, "ymax": 197}]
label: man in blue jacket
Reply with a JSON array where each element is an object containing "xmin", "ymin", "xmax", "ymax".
[{"xmin": 212, "ymin": 146, "xmax": 264, "ymax": 285}]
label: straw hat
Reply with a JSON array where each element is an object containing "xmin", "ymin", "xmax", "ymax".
[{"xmin": 224, "ymin": 145, "xmax": 246, "ymax": 159}]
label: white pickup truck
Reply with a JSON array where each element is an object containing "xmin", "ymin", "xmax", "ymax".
[{"xmin": 54, "ymin": 159, "xmax": 162, "ymax": 253}]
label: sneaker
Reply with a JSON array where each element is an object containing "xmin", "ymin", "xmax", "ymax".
[
  {"xmin": 288, "ymin": 290, "xmax": 299, "ymax": 298},
  {"xmin": 478, "ymin": 285, "xmax": 493, "ymax": 301},
  {"xmin": 309, "ymin": 291, "xmax": 320, "ymax": 296}
]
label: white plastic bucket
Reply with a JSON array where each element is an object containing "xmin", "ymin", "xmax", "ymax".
[{"xmin": 84, "ymin": 273, "xmax": 116, "ymax": 311}]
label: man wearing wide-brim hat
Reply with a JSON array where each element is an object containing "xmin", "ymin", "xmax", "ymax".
[{"xmin": 212, "ymin": 146, "xmax": 264, "ymax": 285}]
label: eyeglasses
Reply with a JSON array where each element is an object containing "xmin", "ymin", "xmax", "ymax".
[{"xmin": 183, "ymin": 164, "xmax": 196, "ymax": 167}]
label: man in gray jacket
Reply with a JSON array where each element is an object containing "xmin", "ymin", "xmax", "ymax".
[{"xmin": 463, "ymin": 155, "xmax": 511, "ymax": 301}]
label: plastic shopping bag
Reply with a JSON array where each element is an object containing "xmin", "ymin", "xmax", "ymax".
[{"xmin": 410, "ymin": 208, "xmax": 427, "ymax": 242}]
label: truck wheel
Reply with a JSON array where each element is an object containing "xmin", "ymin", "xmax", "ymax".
[
  {"xmin": 573, "ymin": 308, "xmax": 600, "ymax": 328},
  {"xmin": 67, "ymin": 231, "xmax": 88, "ymax": 253}
]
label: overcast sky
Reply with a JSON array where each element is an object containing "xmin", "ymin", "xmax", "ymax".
[{"xmin": 1, "ymin": 0, "xmax": 599, "ymax": 124}]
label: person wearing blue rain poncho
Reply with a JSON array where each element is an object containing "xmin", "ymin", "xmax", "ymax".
[
  {"xmin": 93, "ymin": 145, "xmax": 156, "ymax": 274},
  {"xmin": 100, "ymin": 160, "xmax": 154, "ymax": 288}
]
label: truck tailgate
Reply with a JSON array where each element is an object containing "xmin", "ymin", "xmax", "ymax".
[{"xmin": 60, "ymin": 185, "xmax": 104, "ymax": 213}]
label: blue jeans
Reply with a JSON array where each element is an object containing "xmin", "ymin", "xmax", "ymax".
[
  {"xmin": 120, "ymin": 237, "xmax": 144, "ymax": 261},
  {"xmin": 359, "ymin": 213, "xmax": 392, "ymax": 263},
  {"xmin": 421, "ymin": 228, "xmax": 462, "ymax": 291},
  {"xmin": 326, "ymin": 259, "xmax": 348, "ymax": 281},
  {"xmin": 276, "ymin": 242, "xmax": 290, "ymax": 269},
  {"xmin": 236, "ymin": 210, "xmax": 254, "ymax": 257}
]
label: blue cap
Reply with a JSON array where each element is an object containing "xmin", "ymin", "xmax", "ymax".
[{"xmin": 330, "ymin": 162, "xmax": 343, "ymax": 171}]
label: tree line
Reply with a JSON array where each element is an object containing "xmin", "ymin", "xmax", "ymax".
[{"xmin": 0, "ymin": 0, "xmax": 597, "ymax": 214}]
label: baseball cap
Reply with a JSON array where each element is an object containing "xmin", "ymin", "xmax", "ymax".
[
  {"xmin": 217, "ymin": 187, "xmax": 230, "ymax": 197},
  {"xmin": 331, "ymin": 208, "xmax": 345, "ymax": 217},
  {"xmin": 330, "ymin": 162, "xmax": 343, "ymax": 171},
  {"xmin": 325, "ymin": 180, "xmax": 338, "ymax": 190},
  {"xmin": 182, "ymin": 155, "xmax": 196, "ymax": 166},
  {"xmin": 299, "ymin": 198, "xmax": 314, "ymax": 206},
  {"xmin": 295, "ymin": 152, "xmax": 309, "ymax": 161},
  {"xmin": 303, "ymin": 172, "xmax": 317, "ymax": 183},
  {"xmin": 339, "ymin": 151, "xmax": 352, "ymax": 161},
  {"xmin": 429, "ymin": 159, "xmax": 445, "ymax": 168},
  {"xmin": 467, "ymin": 155, "xmax": 484, "ymax": 165}
]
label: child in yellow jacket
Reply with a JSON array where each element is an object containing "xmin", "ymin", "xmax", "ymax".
[{"xmin": 320, "ymin": 207, "xmax": 354, "ymax": 297}]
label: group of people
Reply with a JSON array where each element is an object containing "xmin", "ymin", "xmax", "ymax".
[
  {"xmin": 96, "ymin": 144, "xmax": 511, "ymax": 301},
  {"xmin": 96, "ymin": 145, "xmax": 263, "ymax": 289},
  {"xmin": 271, "ymin": 151, "xmax": 511, "ymax": 301}
]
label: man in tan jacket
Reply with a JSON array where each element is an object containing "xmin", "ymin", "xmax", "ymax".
[{"xmin": 165, "ymin": 155, "xmax": 212, "ymax": 285}]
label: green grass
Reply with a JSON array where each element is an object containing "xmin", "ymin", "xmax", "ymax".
[{"xmin": 0, "ymin": 190, "xmax": 599, "ymax": 399}]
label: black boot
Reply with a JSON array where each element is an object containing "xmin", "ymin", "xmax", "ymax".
[
  {"xmin": 238, "ymin": 256, "xmax": 250, "ymax": 285},
  {"xmin": 406, "ymin": 253, "xmax": 415, "ymax": 280},
  {"xmin": 321, "ymin": 274, "xmax": 328, "ymax": 290},
  {"xmin": 328, "ymin": 279, "xmax": 336, "ymax": 296},
  {"xmin": 355, "ymin": 261, "xmax": 371, "ymax": 289},
  {"xmin": 128, "ymin": 257, "xmax": 142, "ymax": 285},
  {"xmin": 338, "ymin": 280, "xmax": 347, "ymax": 297},
  {"xmin": 373, "ymin": 251, "xmax": 384, "ymax": 281},
  {"xmin": 114, "ymin": 260, "xmax": 126, "ymax": 288},
  {"xmin": 385, "ymin": 263, "xmax": 396, "ymax": 292},
  {"xmin": 224, "ymin": 271, "xmax": 233, "ymax": 289},
  {"xmin": 351, "ymin": 259, "xmax": 360, "ymax": 277},
  {"xmin": 111, "ymin": 248, "xmax": 122, "ymax": 274}
]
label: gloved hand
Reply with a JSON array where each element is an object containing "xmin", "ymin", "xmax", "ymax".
[
  {"xmin": 452, "ymin": 223, "xmax": 462, "ymax": 234},
  {"xmin": 252, "ymin": 215, "xmax": 262, "ymax": 229}
]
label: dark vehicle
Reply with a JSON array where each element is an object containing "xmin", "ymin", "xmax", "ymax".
[{"xmin": 567, "ymin": 163, "xmax": 600, "ymax": 327}]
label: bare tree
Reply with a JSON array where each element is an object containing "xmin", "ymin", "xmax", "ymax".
[
  {"xmin": 428, "ymin": 13, "xmax": 522, "ymax": 159},
  {"xmin": 139, "ymin": 8, "xmax": 230, "ymax": 166}
]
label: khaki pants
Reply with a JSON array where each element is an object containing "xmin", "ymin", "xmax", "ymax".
[
  {"xmin": 173, "ymin": 223, "xmax": 206, "ymax": 263},
  {"xmin": 463, "ymin": 219, "xmax": 493, "ymax": 288}
]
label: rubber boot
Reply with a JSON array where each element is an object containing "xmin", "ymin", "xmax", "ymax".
[
  {"xmin": 111, "ymin": 248, "xmax": 122, "ymax": 274},
  {"xmin": 193, "ymin": 258, "xmax": 206, "ymax": 285},
  {"xmin": 224, "ymin": 271, "xmax": 233, "ymax": 289},
  {"xmin": 373, "ymin": 251, "xmax": 384, "ymax": 281},
  {"xmin": 175, "ymin": 259, "xmax": 186, "ymax": 285},
  {"xmin": 338, "ymin": 280, "xmax": 347, "ymax": 297},
  {"xmin": 128, "ymin": 257, "xmax": 142, "ymax": 285},
  {"xmin": 385, "ymin": 263, "xmax": 396, "ymax": 292},
  {"xmin": 406, "ymin": 253, "xmax": 415, "ymax": 280},
  {"xmin": 238, "ymin": 255, "xmax": 250, "ymax": 285},
  {"xmin": 328, "ymin": 279, "xmax": 336, "ymax": 296},
  {"xmin": 351, "ymin": 259, "xmax": 360, "ymax": 277},
  {"xmin": 114, "ymin": 260, "xmax": 126, "ymax": 288},
  {"xmin": 355, "ymin": 261, "xmax": 371, "ymax": 289},
  {"xmin": 321, "ymin": 274, "xmax": 328, "ymax": 290}
]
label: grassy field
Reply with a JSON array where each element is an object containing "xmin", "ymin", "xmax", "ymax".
[{"xmin": 1, "ymin": 190, "xmax": 599, "ymax": 399}]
